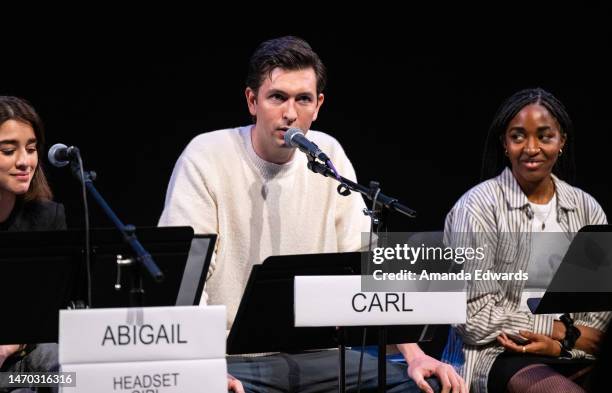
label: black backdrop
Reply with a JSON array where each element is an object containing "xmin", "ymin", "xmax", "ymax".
[{"xmin": 2, "ymin": 16, "xmax": 611, "ymax": 232}]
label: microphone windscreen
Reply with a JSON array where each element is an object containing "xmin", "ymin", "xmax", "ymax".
[
  {"xmin": 284, "ymin": 127, "xmax": 304, "ymax": 147},
  {"xmin": 48, "ymin": 143, "xmax": 70, "ymax": 167}
]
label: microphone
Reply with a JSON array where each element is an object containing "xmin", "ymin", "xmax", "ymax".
[
  {"xmin": 48, "ymin": 143, "xmax": 80, "ymax": 167},
  {"xmin": 284, "ymin": 128, "xmax": 330, "ymax": 162}
]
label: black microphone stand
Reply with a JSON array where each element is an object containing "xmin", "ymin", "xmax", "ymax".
[
  {"xmin": 306, "ymin": 156, "xmax": 417, "ymax": 393},
  {"xmin": 69, "ymin": 154, "xmax": 164, "ymax": 308},
  {"xmin": 306, "ymin": 158, "xmax": 417, "ymax": 219}
]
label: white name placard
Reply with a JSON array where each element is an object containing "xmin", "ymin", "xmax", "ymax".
[
  {"xmin": 59, "ymin": 306, "xmax": 226, "ymax": 364},
  {"xmin": 60, "ymin": 358, "xmax": 226, "ymax": 393},
  {"xmin": 294, "ymin": 276, "xmax": 466, "ymax": 327}
]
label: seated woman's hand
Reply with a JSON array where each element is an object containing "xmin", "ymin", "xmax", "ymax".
[
  {"xmin": 497, "ymin": 331, "xmax": 561, "ymax": 357},
  {"xmin": 0, "ymin": 344, "xmax": 22, "ymax": 368}
]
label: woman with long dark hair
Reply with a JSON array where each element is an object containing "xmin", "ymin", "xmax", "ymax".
[
  {"xmin": 0, "ymin": 96, "xmax": 65, "ymax": 387},
  {"xmin": 0, "ymin": 96, "xmax": 64, "ymax": 231}
]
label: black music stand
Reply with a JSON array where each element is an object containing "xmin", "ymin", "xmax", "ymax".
[
  {"xmin": 227, "ymin": 252, "xmax": 438, "ymax": 392},
  {"xmin": 528, "ymin": 225, "xmax": 612, "ymax": 314},
  {"xmin": 0, "ymin": 227, "xmax": 215, "ymax": 344}
]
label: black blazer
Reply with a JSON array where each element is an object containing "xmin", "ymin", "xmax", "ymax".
[{"xmin": 0, "ymin": 199, "xmax": 66, "ymax": 231}]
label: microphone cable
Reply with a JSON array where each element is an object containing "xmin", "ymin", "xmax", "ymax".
[
  {"xmin": 75, "ymin": 150, "xmax": 92, "ymax": 308},
  {"xmin": 357, "ymin": 185, "xmax": 382, "ymax": 393}
]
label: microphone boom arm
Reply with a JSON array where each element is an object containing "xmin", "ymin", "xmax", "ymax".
[
  {"xmin": 69, "ymin": 160, "xmax": 164, "ymax": 283},
  {"xmin": 306, "ymin": 158, "xmax": 417, "ymax": 218}
]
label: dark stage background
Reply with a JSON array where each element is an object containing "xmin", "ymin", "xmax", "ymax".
[{"xmin": 2, "ymin": 20, "xmax": 611, "ymax": 232}]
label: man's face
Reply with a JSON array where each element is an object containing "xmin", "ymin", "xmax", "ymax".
[{"xmin": 246, "ymin": 67, "xmax": 324, "ymax": 163}]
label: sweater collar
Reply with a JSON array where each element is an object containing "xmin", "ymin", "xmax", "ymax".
[{"xmin": 240, "ymin": 125, "xmax": 300, "ymax": 180}]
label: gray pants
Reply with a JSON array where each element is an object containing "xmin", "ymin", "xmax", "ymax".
[
  {"xmin": 228, "ymin": 350, "xmax": 440, "ymax": 393},
  {"xmin": 1, "ymin": 345, "xmax": 441, "ymax": 393}
]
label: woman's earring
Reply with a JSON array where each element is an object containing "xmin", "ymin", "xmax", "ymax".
[
  {"xmin": 559, "ymin": 148, "xmax": 563, "ymax": 157},
  {"xmin": 504, "ymin": 149, "xmax": 509, "ymax": 156}
]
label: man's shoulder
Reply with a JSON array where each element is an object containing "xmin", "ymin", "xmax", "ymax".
[
  {"xmin": 307, "ymin": 130, "xmax": 349, "ymax": 161},
  {"xmin": 307, "ymin": 130, "xmax": 342, "ymax": 149},
  {"xmin": 188, "ymin": 127, "xmax": 243, "ymax": 148},
  {"xmin": 182, "ymin": 127, "xmax": 245, "ymax": 159}
]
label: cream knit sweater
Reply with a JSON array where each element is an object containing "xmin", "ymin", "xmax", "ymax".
[{"xmin": 159, "ymin": 126, "xmax": 371, "ymax": 329}]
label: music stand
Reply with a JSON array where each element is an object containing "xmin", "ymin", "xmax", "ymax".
[
  {"xmin": 0, "ymin": 227, "xmax": 215, "ymax": 344},
  {"xmin": 227, "ymin": 252, "xmax": 438, "ymax": 393},
  {"xmin": 528, "ymin": 225, "xmax": 612, "ymax": 314},
  {"xmin": 228, "ymin": 251, "xmax": 433, "ymax": 354}
]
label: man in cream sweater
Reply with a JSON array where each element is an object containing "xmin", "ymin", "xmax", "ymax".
[{"xmin": 159, "ymin": 36, "xmax": 465, "ymax": 393}]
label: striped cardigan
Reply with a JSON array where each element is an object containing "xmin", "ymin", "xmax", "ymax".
[{"xmin": 442, "ymin": 167, "xmax": 610, "ymax": 392}]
